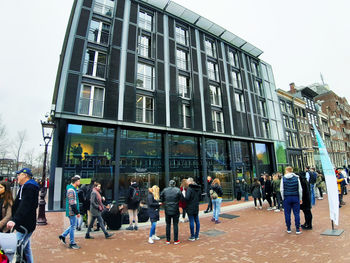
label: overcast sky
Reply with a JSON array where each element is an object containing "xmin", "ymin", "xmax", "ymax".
[{"xmin": 0, "ymin": 0, "xmax": 349, "ymax": 159}]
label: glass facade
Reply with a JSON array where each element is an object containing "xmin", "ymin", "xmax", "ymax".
[
  {"xmin": 169, "ymin": 135, "xmax": 200, "ymax": 187},
  {"xmin": 62, "ymin": 124, "xmax": 115, "ymax": 207},
  {"xmin": 119, "ymin": 130, "xmax": 163, "ymax": 203}
]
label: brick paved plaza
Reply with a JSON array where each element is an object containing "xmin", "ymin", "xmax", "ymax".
[{"xmin": 31, "ymin": 194, "xmax": 350, "ymax": 263}]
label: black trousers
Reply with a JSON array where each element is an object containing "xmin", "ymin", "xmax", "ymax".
[
  {"xmin": 303, "ymin": 209, "xmax": 313, "ymax": 227},
  {"xmin": 265, "ymin": 193, "xmax": 272, "ymax": 207},
  {"xmin": 165, "ymin": 214, "xmax": 179, "ymax": 242},
  {"xmin": 236, "ymin": 192, "xmax": 242, "ymax": 201},
  {"xmin": 206, "ymin": 194, "xmax": 212, "ymax": 211},
  {"xmin": 254, "ymin": 198, "xmax": 262, "ymax": 207}
]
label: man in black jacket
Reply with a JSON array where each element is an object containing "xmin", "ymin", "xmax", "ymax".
[
  {"xmin": 299, "ymin": 172, "xmax": 313, "ymax": 230},
  {"xmin": 204, "ymin": 176, "xmax": 213, "ymax": 213},
  {"xmin": 160, "ymin": 180, "xmax": 182, "ymax": 244},
  {"xmin": 7, "ymin": 168, "xmax": 39, "ymax": 263},
  {"xmin": 184, "ymin": 178, "xmax": 201, "ymax": 241}
]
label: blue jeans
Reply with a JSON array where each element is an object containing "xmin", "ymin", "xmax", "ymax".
[
  {"xmin": 283, "ymin": 196, "xmax": 300, "ymax": 230},
  {"xmin": 212, "ymin": 198, "xmax": 222, "ymax": 221},
  {"xmin": 16, "ymin": 231, "xmax": 33, "ymax": 263},
  {"xmin": 149, "ymin": 221, "xmax": 157, "ymax": 237},
  {"xmin": 244, "ymin": 192, "xmax": 249, "ymax": 201},
  {"xmin": 310, "ymin": 184, "xmax": 315, "ymax": 206},
  {"xmin": 62, "ymin": 215, "xmax": 77, "ymax": 245},
  {"xmin": 188, "ymin": 215, "xmax": 200, "ymax": 238}
]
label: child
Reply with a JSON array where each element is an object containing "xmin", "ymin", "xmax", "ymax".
[{"xmin": 251, "ymin": 178, "xmax": 263, "ymax": 209}]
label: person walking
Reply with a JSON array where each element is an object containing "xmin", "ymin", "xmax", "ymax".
[
  {"xmin": 59, "ymin": 175, "xmax": 81, "ymax": 249},
  {"xmin": 280, "ymin": 166, "xmax": 303, "ymax": 234},
  {"xmin": 160, "ymin": 180, "xmax": 182, "ymax": 244},
  {"xmin": 210, "ymin": 178, "xmax": 223, "ymax": 224},
  {"xmin": 264, "ymin": 175, "xmax": 273, "ymax": 210},
  {"xmin": 251, "ymin": 178, "xmax": 263, "ymax": 209},
  {"xmin": 80, "ymin": 178, "xmax": 96, "ymax": 228},
  {"xmin": 7, "ymin": 168, "xmax": 39, "ymax": 262},
  {"xmin": 0, "ymin": 180, "xmax": 14, "ymax": 232},
  {"xmin": 204, "ymin": 176, "xmax": 213, "ymax": 213},
  {"xmin": 179, "ymin": 179, "xmax": 188, "ymax": 223},
  {"xmin": 85, "ymin": 182, "xmax": 114, "ymax": 239},
  {"xmin": 147, "ymin": 185, "xmax": 161, "ymax": 244},
  {"xmin": 184, "ymin": 178, "xmax": 201, "ymax": 241},
  {"xmin": 126, "ymin": 179, "xmax": 141, "ymax": 230},
  {"xmin": 299, "ymin": 172, "xmax": 312, "ymax": 230}
]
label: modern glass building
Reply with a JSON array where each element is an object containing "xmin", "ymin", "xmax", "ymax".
[{"xmin": 48, "ymin": 0, "xmax": 285, "ymax": 210}]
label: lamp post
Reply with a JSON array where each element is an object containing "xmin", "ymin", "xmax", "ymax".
[{"xmin": 37, "ymin": 118, "xmax": 55, "ymax": 225}]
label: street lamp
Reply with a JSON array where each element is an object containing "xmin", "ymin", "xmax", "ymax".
[{"xmin": 37, "ymin": 117, "xmax": 55, "ymax": 225}]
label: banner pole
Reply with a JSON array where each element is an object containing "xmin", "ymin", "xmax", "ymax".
[{"xmin": 332, "ymin": 220, "xmax": 334, "ymax": 231}]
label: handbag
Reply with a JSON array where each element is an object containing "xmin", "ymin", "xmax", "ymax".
[{"xmin": 209, "ymin": 189, "xmax": 218, "ymax": 199}]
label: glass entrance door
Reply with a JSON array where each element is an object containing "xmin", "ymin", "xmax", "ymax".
[{"xmin": 209, "ymin": 170, "xmax": 233, "ymax": 200}]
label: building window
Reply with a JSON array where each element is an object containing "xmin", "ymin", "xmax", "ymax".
[
  {"xmin": 280, "ymin": 100, "xmax": 286, "ymax": 112},
  {"xmin": 262, "ymin": 122, "xmax": 270, "ymax": 138},
  {"xmin": 259, "ymin": 100, "xmax": 267, "ymax": 117},
  {"xmin": 78, "ymin": 85, "xmax": 104, "ymax": 117},
  {"xmin": 178, "ymin": 75, "xmax": 190, "ymax": 99},
  {"xmin": 136, "ymin": 95, "xmax": 153, "ymax": 124},
  {"xmin": 136, "ymin": 63, "xmax": 154, "ymax": 91},
  {"xmin": 88, "ymin": 19, "xmax": 110, "ymax": 45},
  {"xmin": 286, "ymin": 131, "xmax": 293, "ymax": 147},
  {"xmin": 251, "ymin": 60, "xmax": 259, "ymax": 76},
  {"xmin": 138, "ymin": 10, "xmax": 153, "ymax": 31},
  {"xmin": 138, "ymin": 34, "xmax": 152, "ymax": 58},
  {"xmin": 235, "ymin": 93, "xmax": 245, "ymax": 112},
  {"xmin": 210, "ymin": 85, "xmax": 222, "ymax": 107},
  {"xmin": 212, "ymin": 110, "xmax": 224, "ymax": 133},
  {"xmin": 286, "ymin": 103, "xmax": 293, "ymax": 114},
  {"xmin": 231, "ymin": 71, "xmax": 242, "ymax": 89},
  {"xmin": 175, "ymin": 25, "xmax": 188, "ymax": 46},
  {"xmin": 205, "ymin": 39, "xmax": 216, "ymax": 58},
  {"xmin": 228, "ymin": 50, "xmax": 239, "ymax": 68},
  {"xmin": 176, "ymin": 49, "xmax": 189, "ymax": 71},
  {"xmin": 182, "ymin": 104, "xmax": 191, "ymax": 129},
  {"xmin": 289, "ymin": 117, "xmax": 296, "ymax": 129},
  {"xmin": 254, "ymin": 80, "xmax": 263, "ymax": 96},
  {"xmin": 207, "ymin": 61, "xmax": 219, "ymax": 81},
  {"xmin": 93, "ymin": 0, "xmax": 114, "ymax": 17},
  {"xmin": 283, "ymin": 115, "xmax": 290, "ymax": 128},
  {"xmin": 83, "ymin": 50, "xmax": 107, "ymax": 79},
  {"xmin": 292, "ymin": 133, "xmax": 299, "ymax": 148}
]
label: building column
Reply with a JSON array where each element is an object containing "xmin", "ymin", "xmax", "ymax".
[
  {"xmin": 164, "ymin": 133, "xmax": 169, "ymax": 185},
  {"xmin": 117, "ymin": 0, "xmax": 131, "ymax": 120},
  {"xmin": 114, "ymin": 127, "xmax": 121, "ymax": 202},
  {"xmin": 163, "ymin": 15, "xmax": 171, "ymax": 127},
  {"xmin": 201, "ymin": 136, "xmax": 208, "ymax": 193}
]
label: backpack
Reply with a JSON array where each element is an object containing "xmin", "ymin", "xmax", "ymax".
[
  {"xmin": 309, "ymin": 172, "xmax": 317, "ymax": 185},
  {"xmin": 209, "ymin": 189, "xmax": 218, "ymax": 199},
  {"xmin": 131, "ymin": 187, "xmax": 141, "ymax": 202}
]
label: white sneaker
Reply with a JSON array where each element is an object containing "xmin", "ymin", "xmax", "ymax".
[
  {"xmin": 148, "ymin": 237, "xmax": 154, "ymax": 244},
  {"xmin": 152, "ymin": 235, "xmax": 160, "ymax": 240},
  {"xmin": 272, "ymin": 206, "xmax": 277, "ymax": 210},
  {"xmin": 255, "ymin": 206, "xmax": 258, "ymax": 209},
  {"xmin": 180, "ymin": 218, "xmax": 184, "ymax": 223},
  {"xmin": 267, "ymin": 207, "xmax": 273, "ymax": 211},
  {"xmin": 274, "ymin": 209, "xmax": 280, "ymax": 212},
  {"xmin": 259, "ymin": 206, "xmax": 262, "ymax": 210}
]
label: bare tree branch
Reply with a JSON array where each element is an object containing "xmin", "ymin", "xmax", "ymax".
[{"xmin": 13, "ymin": 130, "xmax": 27, "ymax": 170}]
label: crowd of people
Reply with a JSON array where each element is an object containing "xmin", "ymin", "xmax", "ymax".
[{"xmin": 1, "ymin": 165, "xmax": 349, "ymax": 261}]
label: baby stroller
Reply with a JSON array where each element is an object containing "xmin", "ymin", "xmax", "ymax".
[{"xmin": 0, "ymin": 226, "xmax": 29, "ymax": 263}]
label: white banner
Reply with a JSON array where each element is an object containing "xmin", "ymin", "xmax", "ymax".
[{"xmin": 313, "ymin": 124, "xmax": 339, "ymax": 225}]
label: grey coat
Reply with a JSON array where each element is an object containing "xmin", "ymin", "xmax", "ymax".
[{"xmin": 90, "ymin": 190, "xmax": 104, "ymax": 217}]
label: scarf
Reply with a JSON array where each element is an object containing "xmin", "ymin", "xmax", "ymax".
[{"xmin": 93, "ymin": 188, "xmax": 104, "ymax": 212}]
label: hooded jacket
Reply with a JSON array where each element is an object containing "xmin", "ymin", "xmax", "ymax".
[
  {"xmin": 184, "ymin": 183, "xmax": 201, "ymax": 216},
  {"xmin": 12, "ymin": 179, "xmax": 39, "ymax": 233},
  {"xmin": 280, "ymin": 173, "xmax": 303, "ymax": 201}
]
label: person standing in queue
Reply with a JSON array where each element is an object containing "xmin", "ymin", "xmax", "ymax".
[
  {"xmin": 184, "ymin": 178, "xmax": 201, "ymax": 241},
  {"xmin": 160, "ymin": 180, "xmax": 182, "ymax": 244}
]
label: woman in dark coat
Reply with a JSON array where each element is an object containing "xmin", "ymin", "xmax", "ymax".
[
  {"xmin": 299, "ymin": 172, "xmax": 312, "ymax": 229},
  {"xmin": 264, "ymin": 175, "xmax": 273, "ymax": 210},
  {"xmin": 147, "ymin": 185, "xmax": 161, "ymax": 244},
  {"xmin": 126, "ymin": 180, "xmax": 141, "ymax": 230},
  {"xmin": 184, "ymin": 178, "xmax": 201, "ymax": 240},
  {"xmin": 251, "ymin": 178, "xmax": 263, "ymax": 209}
]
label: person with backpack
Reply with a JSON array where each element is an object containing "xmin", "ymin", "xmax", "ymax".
[
  {"xmin": 147, "ymin": 185, "xmax": 161, "ymax": 244},
  {"xmin": 80, "ymin": 178, "xmax": 96, "ymax": 227},
  {"xmin": 126, "ymin": 179, "xmax": 141, "ymax": 230}
]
